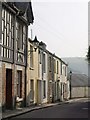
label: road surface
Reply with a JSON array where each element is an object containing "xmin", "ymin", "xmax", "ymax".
[{"xmin": 10, "ymin": 99, "xmax": 89, "ymax": 119}]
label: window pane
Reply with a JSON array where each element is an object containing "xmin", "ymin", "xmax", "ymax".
[
  {"xmin": 2, "ymin": 20, "xmax": 4, "ymax": 32},
  {"xmin": 16, "ymin": 21, "xmax": 18, "ymax": 28},
  {"xmin": 23, "ymin": 34, "xmax": 25, "ymax": 44},
  {"xmin": 9, "ymin": 32, "xmax": 11, "ymax": 47},
  {"xmin": 12, "ymin": 26, "xmax": 14, "ymax": 38},
  {"xmin": 23, "ymin": 25, "xmax": 26, "ymax": 33},
  {"xmin": 2, "ymin": 33, "xmax": 4, "ymax": 44},
  {"xmin": 9, "ymin": 50, "xmax": 10, "ymax": 58},
  {"xmin": 2, "ymin": 8, "xmax": 4, "ymax": 18},
  {"xmin": 7, "ymin": 24, "xmax": 9, "ymax": 35},
  {"xmin": 10, "ymin": 14, "xmax": 11, "ymax": 29},
  {"xmin": 4, "ymin": 48, "xmax": 6, "ymax": 57},
  {"xmin": 1, "ymin": 46, "xmax": 3, "ymax": 57},
  {"xmin": 18, "ymin": 53, "xmax": 24, "ymax": 62},
  {"xmin": 11, "ymin": 15, "xmax": 14, "ymax": 27},
  {"xmin": 3, "ymin": 47, "xmax": 4, "ymax": 57},
  {"xmin": 7, "ymin": 49, "xmax": 8, "ymax": 58},
  {"xmin": 7, "ymin": 12, "xmax": 10, "ymax": 22},
  {"xmin": 10, "ymin": 50, "xmax": 13, "ymax": 59},
  {"xmin": 4, "ymin": 29, "xmax": 6, "ymax": 45},
  {"xmin": 11, "ymin": 39, "xmax": 13, "ymax": 48},
  {"xmin": 7, "ymin": 37, "xmax": 9, "ymax": 46},
  {"xmin": 5, "ymin": 10, "xmax": 7, "ymax": 27}
]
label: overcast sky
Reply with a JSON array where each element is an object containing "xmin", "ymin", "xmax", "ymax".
[{"xmin": 28, "ymin": 0, "xmax": 88, "ymax": 58}]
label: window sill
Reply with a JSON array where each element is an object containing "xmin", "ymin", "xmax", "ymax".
[
  {"xmin": 16, "ymin": 97, "xmax": 23, "ymax": 102},
  {"xmin": 30, "ymin": 67, "xmax": 34, "ymax": 70}
]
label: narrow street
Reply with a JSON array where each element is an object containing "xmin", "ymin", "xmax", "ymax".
[{"xmin": 9, "ymin": 99, "xmax": 89, "ymax": 119}]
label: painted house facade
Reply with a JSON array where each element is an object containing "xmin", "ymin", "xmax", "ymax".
[
  {"xmin": 37, "ymin": 41, "xmax": 48, "ymax": 104},
  {"xmin": 27, "ymin": 38, "xmax": 48, "ymax": 106},
  {"xmin": 27, "ymin": 38, "xmax": 37, "ymax": 106},
  {"xmin": 51, "ymin": 54, "xmax": 69, "ymax": 102},
  {"xmin": 0, "ymin": 2, "xmax": 34, "ymax": 111},
  {"xmin": 61, "ymin": 62, "xmax": 69, "ymax": 101},
  {"xmin": 46, "ymin": 51, "xmax": 69, "ymax": 103},
  {"xmin": 47, "ymin": 51, "xmax": 54, "ymax": 103},
  {"xmin": 53, "ymin": 55, "xmax": 61, "ymax": 102},
  {"xmin": 27, "ymin": 38, "xmax": 69, "ymax": 105}
]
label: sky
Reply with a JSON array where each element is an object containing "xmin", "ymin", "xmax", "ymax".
[{"xmin": 28, "ymin": 0, "xmax": 88, "ymax": 58}]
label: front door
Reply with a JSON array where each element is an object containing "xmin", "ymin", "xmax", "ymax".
[
  {"xmin": 6, "ymin": 69, "xmax": 12, "ymax": 109},
  {"xmin": 37, "ymin": 80, "xmax": 42, "ymax": 104},
  {"xmin": 30, "ymin": 80, "xmax": 34, "ymax": 103},
  {"xmin": 57, "ymin": 82, "xmax": 60, "ymax": 100}
]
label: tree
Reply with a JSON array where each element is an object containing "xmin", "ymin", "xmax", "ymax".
[{"xmin": 87, "ymin": 46, "xmax": 90, "ymax": 63}]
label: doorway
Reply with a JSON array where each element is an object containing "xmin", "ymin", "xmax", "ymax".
[
  {"xmin": 37, "ymin": 80, "xmax": 42, "ymax": 104},
  {"xmin": 30, "ymin": 80, "xmax": 34, "ymax": 103},
  {"xmin": 6, "ymin": 69, "xmax": 12, "ymax": 109}
]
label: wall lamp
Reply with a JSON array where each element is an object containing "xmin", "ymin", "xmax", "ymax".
[
  {"xmin": 28, "ymin": 36, "xmax": 39, "ymax": 53},
  {"xmin": 57, "ymin": 79, "xmax": 60, "ymax": 82}
]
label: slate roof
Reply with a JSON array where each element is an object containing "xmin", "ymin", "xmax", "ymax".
[
  {"xmin": 7, "ymin": 2, "xmax": 34, "ymax": 24},
  {"xmin": 70, "ymin": 73, "xmax": 90, "ymax": 87}
]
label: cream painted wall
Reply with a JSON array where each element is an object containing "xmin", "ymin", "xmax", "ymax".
[
  {"xmin": 26, "ymin": 41, "xmax": 39, "ymax": 105},
  {"xmin": 72, "ymin": 87, "xmax": 89, "ymax": 98},
  {"xmin": 38, "ymin": 50, "xmax": 48, "ymax": 104}
]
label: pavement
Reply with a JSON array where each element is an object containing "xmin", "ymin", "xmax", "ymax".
[{"xmin": 1, "ymin": 98, "xmax": 89, "ymax": 120}]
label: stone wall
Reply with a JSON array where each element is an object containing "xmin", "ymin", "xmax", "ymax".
[
  {"xmin": 0, "ymin": 62, "xmax": 2, "ymax": 119},
  {"xmin": 71, "ymin": 87, "xmax": 89, "ymax": 98},
  {"xmin": 1, "ymin": 62, "xmax": 25, "ymax": 110}
]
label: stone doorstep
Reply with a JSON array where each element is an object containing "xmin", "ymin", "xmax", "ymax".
[{"xmin": 68, "ymin": 98, "xmax": 89, "ymax": 103}]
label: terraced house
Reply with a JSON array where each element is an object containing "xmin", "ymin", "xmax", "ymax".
[
  {"xmin": 47, "ymin": 51, "xmax": 55, "ymax": 103},
  {"xmin": 27, "ymin": 37, "xmax": 48, "ymax": 106},
  {"xmin": 0, "ymin": 1, "xmax": 34, "ymax": 111},
  {"xmin": 37, "ymin": 41, "xmax": 48, "ymax": 104},
  {"xmin": 27, "ymin": 36, "xmax": 69, "ymax": 105},
  {"xmin": 47, "ymin": 53, "xmax": 69, "ymax": 103},
  {"xmin": 60, "ymin": 60, "xmax": 69, "ymax": 101},
  {"xmin": 27, "ymin": 37, "xmax": 39, "ymax": 106},
  {"xmin": 53, "ymin": 55, "xmax": 62, "ymax": 102}
]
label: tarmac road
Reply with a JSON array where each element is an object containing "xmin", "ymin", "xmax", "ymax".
[{"xmin": 9, "ymin": 99, "xmax": 89, "ymax": 119}]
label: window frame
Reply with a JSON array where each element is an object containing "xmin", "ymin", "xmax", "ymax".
[{"xmin": 1, "ymin": 7, "xmax": 14, "ymax": 62}]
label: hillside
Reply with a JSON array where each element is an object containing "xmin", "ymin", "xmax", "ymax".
[{"xmin": 62, "ymin": 57, "xmax": 88, "ymax": 76}]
